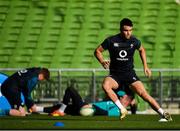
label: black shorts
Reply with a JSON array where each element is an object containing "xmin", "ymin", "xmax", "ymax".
[
  {"xmin": 1, "ymin": 78, "xmax": 22, "ymax": 109},
  {"xmin": 109, "ymin": 70, "xmax": 140, "ymax": 87}
]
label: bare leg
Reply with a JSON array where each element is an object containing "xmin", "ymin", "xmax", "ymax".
[
  {"xmin": 102, "ymin": 77, "xmax": 127, "ymax": 119},
  {"xmin": 131, "ymin": 81, "xmax": 160, "ymax": 112},
  {"xmin": 102, "ymin": 77, "xmax": 119, "ymax": 102},
  {"xmin": 131, "ymin": 81, "xmax": 172, "ymax": 121}
]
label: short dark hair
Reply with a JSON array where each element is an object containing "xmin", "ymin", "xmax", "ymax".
[
  {"xmin": 40, "ymin": 68, "xmax": 50, "ymax": 80},
  {"xmin": 120, "ymin": 18, "xmax": 133, "ymax": 31}
]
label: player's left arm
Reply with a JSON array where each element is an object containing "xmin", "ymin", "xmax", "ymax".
[{"xmin": 138, "ymin": 45, "xmax": 152, "ymax": 78}]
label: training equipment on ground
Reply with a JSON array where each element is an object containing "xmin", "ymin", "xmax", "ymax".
[
  {"xmin": 159, "ymin": 118, "xmax": 168, "ymax": 122},
  {"xmin": 54, "ymin": 122, "xmax": 64, "ymax": 127},
  {"xmin": 80, "ymin": 107, "xmax": 95, "ymax": 116},
  {"xmin": 52, "ymin": 113, "xmax": 59, "ymax": 117},
  {"xmin": 51, "ymin": 110, "xmax": 65, "ymax": 116}
]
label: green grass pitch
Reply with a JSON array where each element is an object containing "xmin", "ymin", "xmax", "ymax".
[{"xmin": 0, "ymin": 114, "xmax": 180, "ymax": 130}]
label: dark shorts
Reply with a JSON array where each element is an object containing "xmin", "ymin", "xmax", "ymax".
[
  {"xmin": 109, "ymin": 70, "xmax": 140, "ymax": 87},
  {"xmin": 1, "ymin": 78, "xmax": 22, "ymax": 109}
]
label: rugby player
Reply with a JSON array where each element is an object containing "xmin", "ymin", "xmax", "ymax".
[
  {"xmin": 0, "ymin": 67, "xmax": 51, "ymax": 116},
  {"xmin": 94, "ymin": 18, "xmax": 172, "ymax": 121},
  {"xmin": 51, "ymin": 85, "xmax": 137, "ymax": 116}
]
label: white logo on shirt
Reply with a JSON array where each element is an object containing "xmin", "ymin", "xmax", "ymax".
[
  {"xmin": 133, "ymin": 77, "xmax": 137, "ymax": 80},
  {"xmin": 114, "ymin": 43, "xmax": 119, "ymax": 47},
  {"xmin": 119, "ymin": 50, "xmax": 127, "ymax": 58},
  {"xmin": 130, "ymin": 44, "xmax": 134, "ymax": 48},
  {"xmin": 18, "ymin": 69, "xmax": 28, "ymax": 76},
  {"xmin": 116, "ymin": 50, "xmax": 128, "ymax": 61}
]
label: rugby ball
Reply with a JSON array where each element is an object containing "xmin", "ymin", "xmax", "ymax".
[{"xmin": 80, "ymin": 107, "xmax": 94, "ymax": 116}]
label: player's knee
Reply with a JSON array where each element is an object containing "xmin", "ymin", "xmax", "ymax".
[
  {"xmin": 102, "ymin": 84, "xmax": 112, "ymax": 93},
  {"xmin": 102, "ymin": 83, "xmax": 110, "ymax": 92}
]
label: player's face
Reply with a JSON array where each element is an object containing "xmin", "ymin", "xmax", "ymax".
[
  {"xmin": 121, "ymin": 25, "xmax": 133, "ymax": 39},
  {"xmin": 38, "ymin": 74, "xmax": 45, "ymax": 81}
]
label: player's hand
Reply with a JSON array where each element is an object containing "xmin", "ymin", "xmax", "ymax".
[
  {"xmin": 144, "ymin": 67, "xmax": 151, "ymax": 78},
  {"xmin": 19, "ymin": 106, "xmax": 26, "ymax": 116},
  {"xmin": 101, "ymin": 60, "xmax": 110, "ymax": 69}
]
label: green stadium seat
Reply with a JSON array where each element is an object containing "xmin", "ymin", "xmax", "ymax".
[
  {"xmin": 173, "ymin": 24, "xmax": 180, "ymax": 68},
  {"xmin": 173, "ymin": 52, "xmax": 180, "ymax": 68},
  {"xmin": 0, "ymin": 56, "xmax": 9, "ymax": 67},
  {"xmin": 50, "ymin": 54, "xmax": 63, "ymax": 68},
  {"xmin": 51, "ymin": 0, "xmax": 68, "ymax": 8},
  {"xmin": 152, "ymin": 48, "xmax": 173, "ymax": 68},
  {"xmin": 0, "ymin": 0, "xmax": 9, "ymax": 7},
  {"xmin": 1, "ymin": 42, "xmax": 16, "ymax": 49},
  {"xmin": 30, "ymin": 55, "xmax": 52, "ymax": 66},
  {"xmin": 18, "ymin": 33, "xmax": 37, "ymax": 49},
  {"xmin": 6, "ymin": 33, "xmax": 18, "ymax": 43},
  {"xmin": 0, "ymin": 8, "xmax": 9, "ymax": 22},
  {"xmin": 14, "ymin": 49, "xmax": 34, "ymax": 56},
  {"xmin": 12, "ymin": 0, "xmax": 29, "ymax": 8},
  {"xmin": 104, "ymin": 0, "xmax": 122, "ymax": 10},
  {"xmin": 0, "ymin": 0, "xmax": 179, "ymax": 69},
  {"xmin": 0, "ymin": 49, "xmax": 12, "ymax": 56},
  {"xmin": 0, "ymin": 15, "xmax": 6, "ymax": 29},
  {"xmin": 7, "ymin": 55, "xmax": 31, "ymax": 68},
  {"xmin": 88, "ymin": 1, "xmax": 103, "ymax": 10},
  {"xmin": 11, "ymin": 56, "xmax": 31, "ymax": 63},
  {"xmin": 43, "ymin": 42, "xmax": 57, "ymax": 50}
]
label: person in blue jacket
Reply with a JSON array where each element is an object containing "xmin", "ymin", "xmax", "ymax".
[{"xmin": 0, "ymin": 67, "xmax": 50, "ymax": 116}]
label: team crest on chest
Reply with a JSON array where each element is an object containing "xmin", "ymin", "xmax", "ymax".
[
  {"xmin": 114, "ymin": 43, "xmax": 119, "ymax": 47},
  {"xmin": 130, "ymin": 43, "xmax": 134, "ymax": 48}
]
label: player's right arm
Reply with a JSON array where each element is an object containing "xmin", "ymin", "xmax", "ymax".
[
  {"xmin": 23, "ymin": 91, "xmax": 35, "ymax": 111},
  {"xmin": 94, "ymin": 45, "xmax": 110, "ymax": 69}
]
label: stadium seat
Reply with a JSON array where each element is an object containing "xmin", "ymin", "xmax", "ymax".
[
  {"xmin": 0, "ymin": 49, "xmax": 12, "ymax": 56},
  {"xmin": 173, "ymin": 28, "xmax": 180, "ymax": 68},
  {"xmin": 0, "ymin": 0, "xmax": 179, "ymax": 69},
  {"xmin": 0, "ymin": 56, "xmax": 9, "ymax": 66}
]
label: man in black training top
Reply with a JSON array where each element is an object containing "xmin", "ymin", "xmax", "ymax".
[
  {"xmin": 0, "ymin": 67, "xmax": 57, "ymax": 116},
  {"xmin": 94, "ymin": 18, "xmax": 172, "ymax": 121}
]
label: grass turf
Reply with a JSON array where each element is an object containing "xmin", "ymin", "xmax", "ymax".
[{"xmin": 0, "ymin": 114, "xmax": 179, "ymax": 130}]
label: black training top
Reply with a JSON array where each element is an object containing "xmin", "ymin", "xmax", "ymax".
[
  {"xmin": 101, "ymin": 33, "xmax": 141, "ymax": 73},
  {"xmin": 7, "ymin": 67, "xmax": 41, "ymax": 89},
  {"xmin": 2, "ymin": 67, "xmax": 41, "ymax": 108}
]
